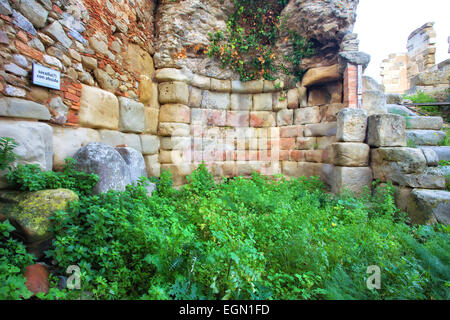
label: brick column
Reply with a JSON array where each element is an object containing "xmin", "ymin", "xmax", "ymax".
[{"xmin": 343, "ymin": 63, "xmax": 358, "ymax": 108}]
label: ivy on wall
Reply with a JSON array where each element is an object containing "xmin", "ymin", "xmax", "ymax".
[{"xmin": 207, "ymin": 0, "xmax": 315, "ymax": 82}]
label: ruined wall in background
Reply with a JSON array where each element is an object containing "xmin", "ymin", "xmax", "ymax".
[
  {"xmin": 381, "ymin": 22, "xmax": 449, "ymax": 99},
  {"xmin": 407, "ymin": 22, "xmax": 436, "ymax": 81},
  {"xmin": 380, "ymin": 53, "xmax": 409, "ymax": 94}
]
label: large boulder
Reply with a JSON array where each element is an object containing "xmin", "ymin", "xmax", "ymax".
[
  {"xmin": 115, "ymin": 147, "xmax": 148, "ymax": 183},
  {"xmin": 73, "ymin": 143, "xmax": 152, "ymax": 194},
  {"xmin": 73, "ymin": 143, "xmax": 131, "ymax": 194},
  {"xmin": 407, "ymin": 189, "xmax": 450, "ymax": 225},
  {"xmin": 332, "ymin": 166, "xmax": 373, "ymax": 195},
  {"xmin": 0, "ymin": 189, "xmax": 78, "ymax": 243}
]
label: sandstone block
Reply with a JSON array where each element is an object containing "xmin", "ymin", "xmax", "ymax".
[
  {"xmin": 159, "ymin": 81, "xmax": 189, "ymax": 105},
  {"xmin": 407, "ymin": 189, "xmax": 450, "ymax": 225},
  {"xmin": 160, "ymin": 164, "xmax": 194, "ymax": 185},
  {"xmin": 79, "ymin": 85, "xmax": 119, "ymax": 130},
  {"xmin": 287, "ymin": 88, "xmax": 299, "ymax": 109},
  {"xmin": 202, "ymin": 91, "xmax": 230, "ymax": 110},
  {"xmin": 294, "ymin": 106, "xmax": 321, "ymax": 125},
  {"xmin": 144, "ymin": 108, "xmax": 159, "ymax": 135},
  {"xmin": 405, "ymin": 116, "xmax": 443, "ymax": 130},
  {"xmin": 0, "ymin": 97, "xmax": 51, "ymax": 120},
  {"xmin": 231, "ymin": 80, "xmax": 264, "ymax": 93},
  {"xmin": 227, "ymin": 111, "xmax": 250, "ymax": 127},
  {"xmin": 189, "ymin": 87, "xmax": 203, "ymax": 108},
  {"xmin": 155, "ymin": 68, "xmax": 190, "ymax": 83},
  {"xmin": 231, "ymin": 93, "xmax": 252, "ymax": 111},
  {"xmin": 52, "ymin": 127, "xmax": 100, "ymax": 171},
  {"xmin": 304, "ymin": 122, "xmax": 337, "ymax": 137},
  {"xmin": 296, "ymin": 137, "xmax": 316, "ymax": 150},
  {"xmin": 159, "ymin": 104, "xmax": 190, "ymax": 123},
  {"xmin": 211, "ymin": 79, "xmax": 231, "ymax": 92},
  {"xmin": 160, "ymin": 137, "xmax": 191, "ymax": 150},
  {"xmin": 302, "ymin": 64, "xmax": 340, "ymax": 87},
  {"xmin": 118, "ymin": 97, "xmax": 145, "ymax": 133},
  {"xmin": 406, "ymin": 130, "xmax": 446, "ymax": 146},
  {"xmin": 277, "ymin": 109, "xmax": 294, "ymax": 126},
  {"xmin": 336, "ymin": 108, "xmax": 368, "ymax": 142},
  {"xmin": 158, "ymin": 123, "xmax": 190, "ymax": 137},
  {"xmin": 144, "ymin": 154, "xmax": 160, "ymax": 178},
  {"xmin": 99, "ymin": 130, "xmax": 142, "ymax": 152},
  {"xmin": 331, "ymin": 143, "xmax": 369, "ymax": 167},
  {"xmin": 280, "ymin": 125, "xmax": 303, "ymax": 138},
  {"xmin": 367, "ymin": 114, "xmax": 406, "ymax": 147},
  {"xmin": 250, "ymin": 112, "xmax": 276, "ymax": 127},
  {"xmin": 140, "ymin": 135, "xmax": 160, "ymax": 155},
  {"xmin": 272, "ymin": 92, "xmax": 288, "ymax": 111},
  {"xmin": 332, "ymin": 167, "xmax": 373, "ymax": 195},
  {"xmin": 362, "ymin": 91, "xmax": 387, "ymax": 115},
  {"xmin": 253, "ymin": 93, "xmax": 273, "ymax": 111}
]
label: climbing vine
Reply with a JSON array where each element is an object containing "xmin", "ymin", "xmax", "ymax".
[{"xmin": 207, "ymin": 0, "xmax": 315, "ymax": 82}]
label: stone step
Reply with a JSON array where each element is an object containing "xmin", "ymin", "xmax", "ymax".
[
  {"xmin": 406, "ymin": 130, "xmax": 446, "ymax": 146},
  {"xmin": 387, "ymin": 104, "xmax": 418, "ymax": 117},
  {"xmin": 407, "ymin": 189, "xmax": 450, "ymax": 225},
  {"xmin": 405, "ymin": 116, "xmax": 443, "ymax": 130},
  {"xmin": 420, "ymin": 146, "xmax": 450, "ymax": 161}
]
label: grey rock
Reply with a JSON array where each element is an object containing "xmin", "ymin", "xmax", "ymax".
[
  {"xmin": 49, "ymin": 96, "xmax": 69, "ymax": 117},
  {"xmin": 12, "ymin": 54, "xmax": 29, "ymax": 68},
  {"xmin": 367, "ymin": 114, "xmax": 406, "ymax": 147},
  {"xmin": 4, "ymin": 63, "xmax": 28, "ymax": 77},
  {"xmin": 405, "ymin": 117, "xmax": 443, "ymax": 130},
  {"xmin": 363, "ymin": 76, "xmax": 385, "ymax": 92},
  {"xmin": 4, "ymin": 85, "xmax": 26, "ymax": 98},
  {"xmin": 420, "ymin": 146, "xmax": 450, "ymax": 161},
  {"xmin": 406, "ymin": 130, "xmax": 446, "ymax": 146},
  {"xmin": 73, "ymin": 143, "xmax": 131, "ymax": 194},
  {"xmin": 94, "ymin": 69, "xmax": 119, "ymax": 91},
  {"xmin": 338, "ymin": 51, "xmax": 371, "ymax": 71},
  {"xmin": 321, "ymin": 164, "xmax": 335, "ymax": 188},
  {"xmin": 440, "ymin": 166, "xmax": 450, "ymax": 186},
  {"xmin": 0, "ymin": 97, "xmax": 51, "ymax": 120},
  {"xmin": 407, "ymin": 189, "xmax": 450, "ymax": 225},
  {"xmin": 68, "ymin": 29, "xmax": 87, "ymax": 44},
  {"xmin": 116, "ymin": 147, "xmax": 148, "ymax": 184},
  {"xmin": 12, "ymin": 10, "xmax": 37, "ymax": 35},
  {"xmin": 0, "ymin": 0, "xmax": 12, "ymax": 15},
  {"xmin": 336, "ymin": 108, "xmax": 368, "ymax": 142},
  {"xmin": 386, "ymin": 94, "xmax": 403, "ymax": 105},
  {"xmin": 17, "ymin": 0, "xmax": 48, "ymax": 28},
  {"xmin": 44, "ymin": 21, "xmax": 72, "ymax": 49},
  {"xmin": 421, "ymin": 148, "xmax": 440, "ymax": 167},
  {"xmin": 60, "ymin": 12, "xmax": 85, "ymax": 33},
  {"xmin": 28, "ymin": 37, "xmax": 45, "ymax": 52}
]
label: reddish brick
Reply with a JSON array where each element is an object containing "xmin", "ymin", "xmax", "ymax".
[
  {"xmin": 290, "ymin": 150, "xmax": 305, "ymax": 162},
  {"xmin": 15, "ymin": 41, "xmax": 43, "ymax": 61},
  {"xmin": 280, "ymin": 138, "xmax": 296, "ymax": 150},
  {"xmin": 64, "ymin": 91, "xmax": 80, "ymax": 103},
  {"xmin": 52, "ymin": 4, "xmax": 63, "ymax": 14},
  {"xmin": 67, "ymin": 110, "xmax": 79, "ymax": 124}
]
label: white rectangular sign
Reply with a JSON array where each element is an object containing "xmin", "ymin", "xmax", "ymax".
[{"xmin": 32, "ymin": 63, "xmax": 61, "ymax": 90}]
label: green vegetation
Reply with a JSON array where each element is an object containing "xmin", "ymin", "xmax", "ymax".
[
  {"xmin": 438, "ymin": 127, "xmax": 450, "ymax": 147},
  {"xmin": 0, "ymin": 220, "xmax": 35, "ymax": 300},
  {"xmin": 6, "ymin": 159, "xmax": 98, "ymax": 197},
  {"xmin": 207, "ymin": 0, "xmax": 315, "ymax": 81},
  {"xmin": 1, "ymin": 139, "xmax": 449, "ymax": 300},
  {"xmin": 0, "ymin": 137, "xmax": 18, "ymax": 172}
]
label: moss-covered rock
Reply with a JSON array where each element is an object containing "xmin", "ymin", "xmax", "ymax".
[{"xmin": 0, "ymin": 189, "xmax": 78, "ymax": 243}]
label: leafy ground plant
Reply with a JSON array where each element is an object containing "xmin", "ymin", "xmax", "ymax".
[{"xmin": 30, "ymin": 164, "xmax": 449, "ymax": 300}]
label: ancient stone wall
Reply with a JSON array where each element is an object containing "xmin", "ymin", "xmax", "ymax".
[{"xmin": 0, "ymin": 0, "xmax": 364, "ymax": 188}]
